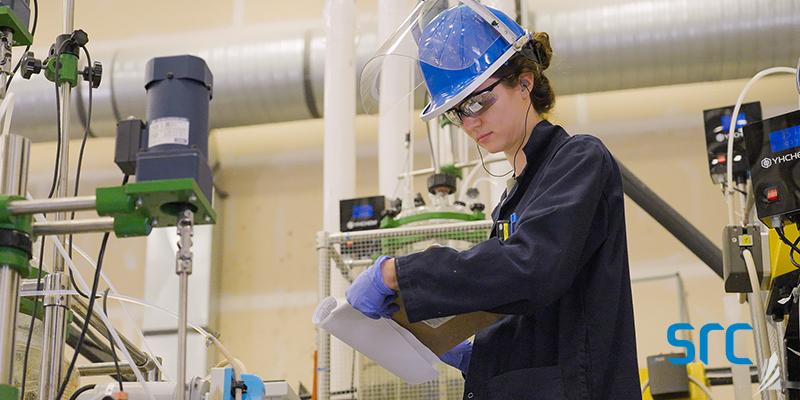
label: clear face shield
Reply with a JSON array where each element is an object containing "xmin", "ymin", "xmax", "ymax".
[{"xmin": 359, "ymin": 0, "xmax": 524, "ymax": 120}]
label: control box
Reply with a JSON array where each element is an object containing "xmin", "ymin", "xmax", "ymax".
[
  {"xmin": 721, "ymin": 225, "xmax": 766, "ymax": 293},
  {"xmin": 702, "ymin": 102, "xmax": 762, "ymax": 184},
  {"xmin": 646, "ymin": 353, "xmax": 690, "ymax": 399},
  {"xmin": 339, "ymin": 196, "xmax": 386, "ymax": 232},
  {"xmin": 744, "ymin": 109, "xmax": 800, "ymax": 227}
]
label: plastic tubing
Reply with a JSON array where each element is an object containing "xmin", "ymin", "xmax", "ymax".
[
  {"xmin": 725, "ymin": 67, "xmax": 798, "ymax": 225},
  {"xmin": 68, "ymin": 242, "xmax": 170, "ymax": 381},
  {"xmin": 25, "ymin": 193, "xmax": 167, "ymax": 380},
  {"xmin": 20, "ymin": 290, "xmax": 245, "ymax": 381},
  {"xmin": 743, "ymin": 248, "xmax": 774, "ymax": 392},
  {"xmin": 44, "ymin": 231, "xmax": 156, "ymax": 400}
]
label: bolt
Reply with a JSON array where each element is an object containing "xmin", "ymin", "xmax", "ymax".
[
  {"xmin": 151, "ymin": 218, "xmax": 158, "ymax": 227},
  {"xmin": 166, "ymin": 72, "xmax": 174, "ymax": 79},
  {"xmin": 135, "ymin": 197, "xmax": 143, "ymax": 209},
  {"xmin": 731, "ymin": 237, "xmax": 737, "ymax": 243},
  {"xmin": 188, "ymin": 195, "xmax": 197, "ymax": 202},
  {"xmin": 204, "ymin": 216, "xmax": 211, "ymax": 223}
]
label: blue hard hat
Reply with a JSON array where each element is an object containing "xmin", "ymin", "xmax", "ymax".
[{"xmin": 418, "ymin": 5, "xmax": 527, "ymax": 121}]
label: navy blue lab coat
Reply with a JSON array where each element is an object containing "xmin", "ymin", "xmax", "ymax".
[{"xmin": 395, "ymin": 120, "xmax": 641, "ymax": 399}]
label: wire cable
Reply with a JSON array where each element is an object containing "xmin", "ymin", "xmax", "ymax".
[
  {"xmin": 34, "ymin": 212, "xmax": 156, "ymax": 400},
  {"xmin": 20, "ymin": 289, "xmax": 246, "ymax": 382},
  {"xmin": 476, "ymin": 87, "xmax": 535, "ymax": 179},
  {"xmin": 724, "ymin": 66, "xmax": 797, "ymax": 225},
  {"xmin": 56, "ymin": 174, "xmax": 128, "ymax": 400},
  {"xmin": 68, "ymin": 45, "xmax": 96, "ymax": 300},
  {"xmin": 4, "ymin": 0, "xmax": 38, "ymax": 91},
  {"xmin": 67, "ymin": 384, "xmax": 95, "ymax": 400},
  {"xmin": 56, "ymin": 231, "xmax": 110, "ymax": 400},
  {"xmin": 775, "ymin": 227, "xmax": 800, "ymax": 268},
  {"xmin": 103, "ymin": 288, "xmax": 124, "ymax": 391},
  {"xmin": 19, "ymin": 34, "xmax": 68, "ymax": 393},
  {"xmin": 69, "ymin": 240, "xmax": 169, "ymax": 381}
]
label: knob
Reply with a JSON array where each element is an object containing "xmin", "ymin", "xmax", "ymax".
[
  {"xmin": 82, "ymin": 61, "xmax": 102, "ymax": 88},
  {"xmin": 20, "ymin": 52, "xmax": 41, "ymax": 79}
]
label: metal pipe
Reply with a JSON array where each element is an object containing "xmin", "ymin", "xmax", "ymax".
[
  {"xmin": 316, "ymin": 231, "xmax": 331, "ymax": 400},
  {"xmin": 20, "ymin": 278, "xmax": 41, "ymax": 292},
  {"xmin": 38, "ymin": 272, "xmax": 70, "ymax": 400},
  {"xmin": 323, "ymin": 2, "xmax": 358, "ymax": 393},
  {"xmin": 0, "ymin": 133, "xmax": 29, "ymax": 388},
  {"xmin": 618, "ymin": 162, "xmax": 724, "ymax": 278},
  {"xmin": 175, "ymin": 208, "xmax": 194, "ymax": 400},
  {"xmin": 76, "ymin": 361, "xmax": 147, "ymax": 378},
  {"xmin": 377, "ymin": 0, "xmax": 413, "ymax": 198},
  {"xmin": 33, "ymin": 217, "xmax": 114, "ymax": 236},
  {"xmin": 40, "ymin": 1, "xmax": 76, "ymax": 396},
  {"xmin": 7, "ymin": 196, "xmax": 97, "ymax": 215},
  {"xmin": 70, "ymin": 297, "xmax": 150, "ymax": 367},
  {"xmin": 0, "ymin": 267, "xmax": 19, "ymax": 385},
  {"xmin": 0, "ymin": 134, "xmax": 30, "ymax": 195},
  {"xmin": 328, "ymin": 220, "xmax": 492, "ymax": 242},
  {"xmin": 631, "ymin": 273, "xmax": 693, "ymax": 344}
]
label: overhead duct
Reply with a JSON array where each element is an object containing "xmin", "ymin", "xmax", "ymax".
[
  {"xmin": 537, "ymin": 0, "xmax": 800, "ymax": 94},
  {"xmin": 9, "ymin": 0, "xmax": 800, "ymax": 142}
]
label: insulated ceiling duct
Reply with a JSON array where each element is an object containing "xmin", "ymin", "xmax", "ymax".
[{"xmin": 8, "ymin": 0, "xmax": 800, "ymax": 142}]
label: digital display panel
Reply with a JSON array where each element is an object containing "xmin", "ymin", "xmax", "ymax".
[
  {"xmin": 352, "ymin": 204, "xmax": 374, "ymax": 219},
  {"xmin": 769, "ymin": 125, "xmax": 800, "ymax": 153}
]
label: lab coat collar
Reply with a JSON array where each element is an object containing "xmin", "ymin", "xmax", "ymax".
[{"xmin": 517, "ymin": 119, "xmax": 568, "ymax": 181}]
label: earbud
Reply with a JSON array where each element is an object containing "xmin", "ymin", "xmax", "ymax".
[{"xmin": 520, "ymin": 80, "xmax": 530, "ymax": 92}]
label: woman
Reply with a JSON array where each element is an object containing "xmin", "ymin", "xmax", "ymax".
[{"xmin": 348, "ymin": 3, "xmax": 641, "ymax": 399}]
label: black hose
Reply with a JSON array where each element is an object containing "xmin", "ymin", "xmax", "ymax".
[
  {"xmin": 68, "ymin": 384, "xmax": 96, "ymax": 400},
  {"xmin": 618, "ymin": 161, "xmax": 724, "ymax": 278}
]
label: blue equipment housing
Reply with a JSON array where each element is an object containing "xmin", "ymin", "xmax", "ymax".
[{"xmin": 135, "ymin": 55, "xmax": 215, "ymax": 201}]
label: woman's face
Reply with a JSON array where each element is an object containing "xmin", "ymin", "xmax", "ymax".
[{"xmin": 458, "ymin": 75, "xmax": 531, "ymax": 154}]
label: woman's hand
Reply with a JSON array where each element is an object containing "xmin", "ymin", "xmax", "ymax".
[
  {"xmin": 346, "ymin": 256, "xmax": 399, "ymax": 319},
  {"xmin": 440, "ymin": 340, "xmax": 473, "ymax": 374}
]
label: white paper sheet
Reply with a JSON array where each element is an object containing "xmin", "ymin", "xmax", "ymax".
[{"xmin": 312, "ymin": 296, "xmax": 440, "ymax": 384}]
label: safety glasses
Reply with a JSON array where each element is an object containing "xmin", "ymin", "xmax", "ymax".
[{"xmin": 444, "ymin": 76, "xmax": 510, "ymax": 127}]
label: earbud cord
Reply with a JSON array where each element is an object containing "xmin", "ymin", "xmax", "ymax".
[{"xmin": 478, "ymin": 83, "xmax": 533, "ymax": 179}]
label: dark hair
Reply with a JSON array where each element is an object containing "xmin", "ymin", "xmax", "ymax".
[{"xmin": 492, "ymin": 32, "xmax": 555, "ymax": 115}]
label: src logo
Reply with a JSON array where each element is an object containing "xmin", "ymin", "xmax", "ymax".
[{"xmin": 761, "ymin": 158, "xmax": 773, "ymax": 168}]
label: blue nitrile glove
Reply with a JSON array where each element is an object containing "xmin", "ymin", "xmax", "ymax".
[
  {"xmin": 346, "ymin": 256, "xmax": 399, "ymax": 319},
  {"xmin": 440, "ymin": 340, "xmax": 473, "ymax": 375}
]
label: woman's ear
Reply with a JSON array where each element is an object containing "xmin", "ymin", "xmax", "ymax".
[{"xmin": 518, "ymin": 72, "xmax": 534, "ymax": 99}]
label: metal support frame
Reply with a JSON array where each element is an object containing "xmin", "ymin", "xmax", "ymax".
[
  {"xmin": 176, "ymin": 208, "xmax": 194, "ymax": 400},
  {"xmin": 76, "ymin": 360, "xmax": 159, "ymax": 381},
  {"xmin": 7, "ymin": 196, "xmax": 96, "ymax": 215},
  {"xmin": 39, "ymin": 1, "xmax": 76, "ymax": 397},
  {"xmin": 0, "ymin": 266, "xmax": 19, "ymax": 386},
  {"xmin": 316, "ymin": 221, "xmax": 493, "ymax": 399},
  {"xmin": 0, "ymin": 133, "xmax": 31, "ymax": 390},
  {"xmin": 316, "ymin": 231, "xmax": 330, "ymax": 400},
  {"xmin": 33, "ymin": 217, "xmax": 114, "ymax": 236}
]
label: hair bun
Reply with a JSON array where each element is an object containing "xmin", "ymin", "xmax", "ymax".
[{"xmin": 532, "ymin": 32, "xmax": 553, "ymax": 70}]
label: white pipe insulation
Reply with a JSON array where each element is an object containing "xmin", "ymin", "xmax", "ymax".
[
  {"xmin": 321, "ymin": 0, "xmax": 357, "ymax": 397},
  {"xmin": 7, "ymin": 0, "xmax": 800, "ymax": 142}
]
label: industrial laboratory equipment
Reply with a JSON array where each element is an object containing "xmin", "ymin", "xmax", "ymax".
[{"xmin": 703, "ymin": 102, "xmax": 762, "ymax": 184}]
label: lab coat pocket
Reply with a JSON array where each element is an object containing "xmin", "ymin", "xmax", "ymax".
[{"xmin": 486, "ymin": 365, "xmax": 565, "ymax": 400}]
